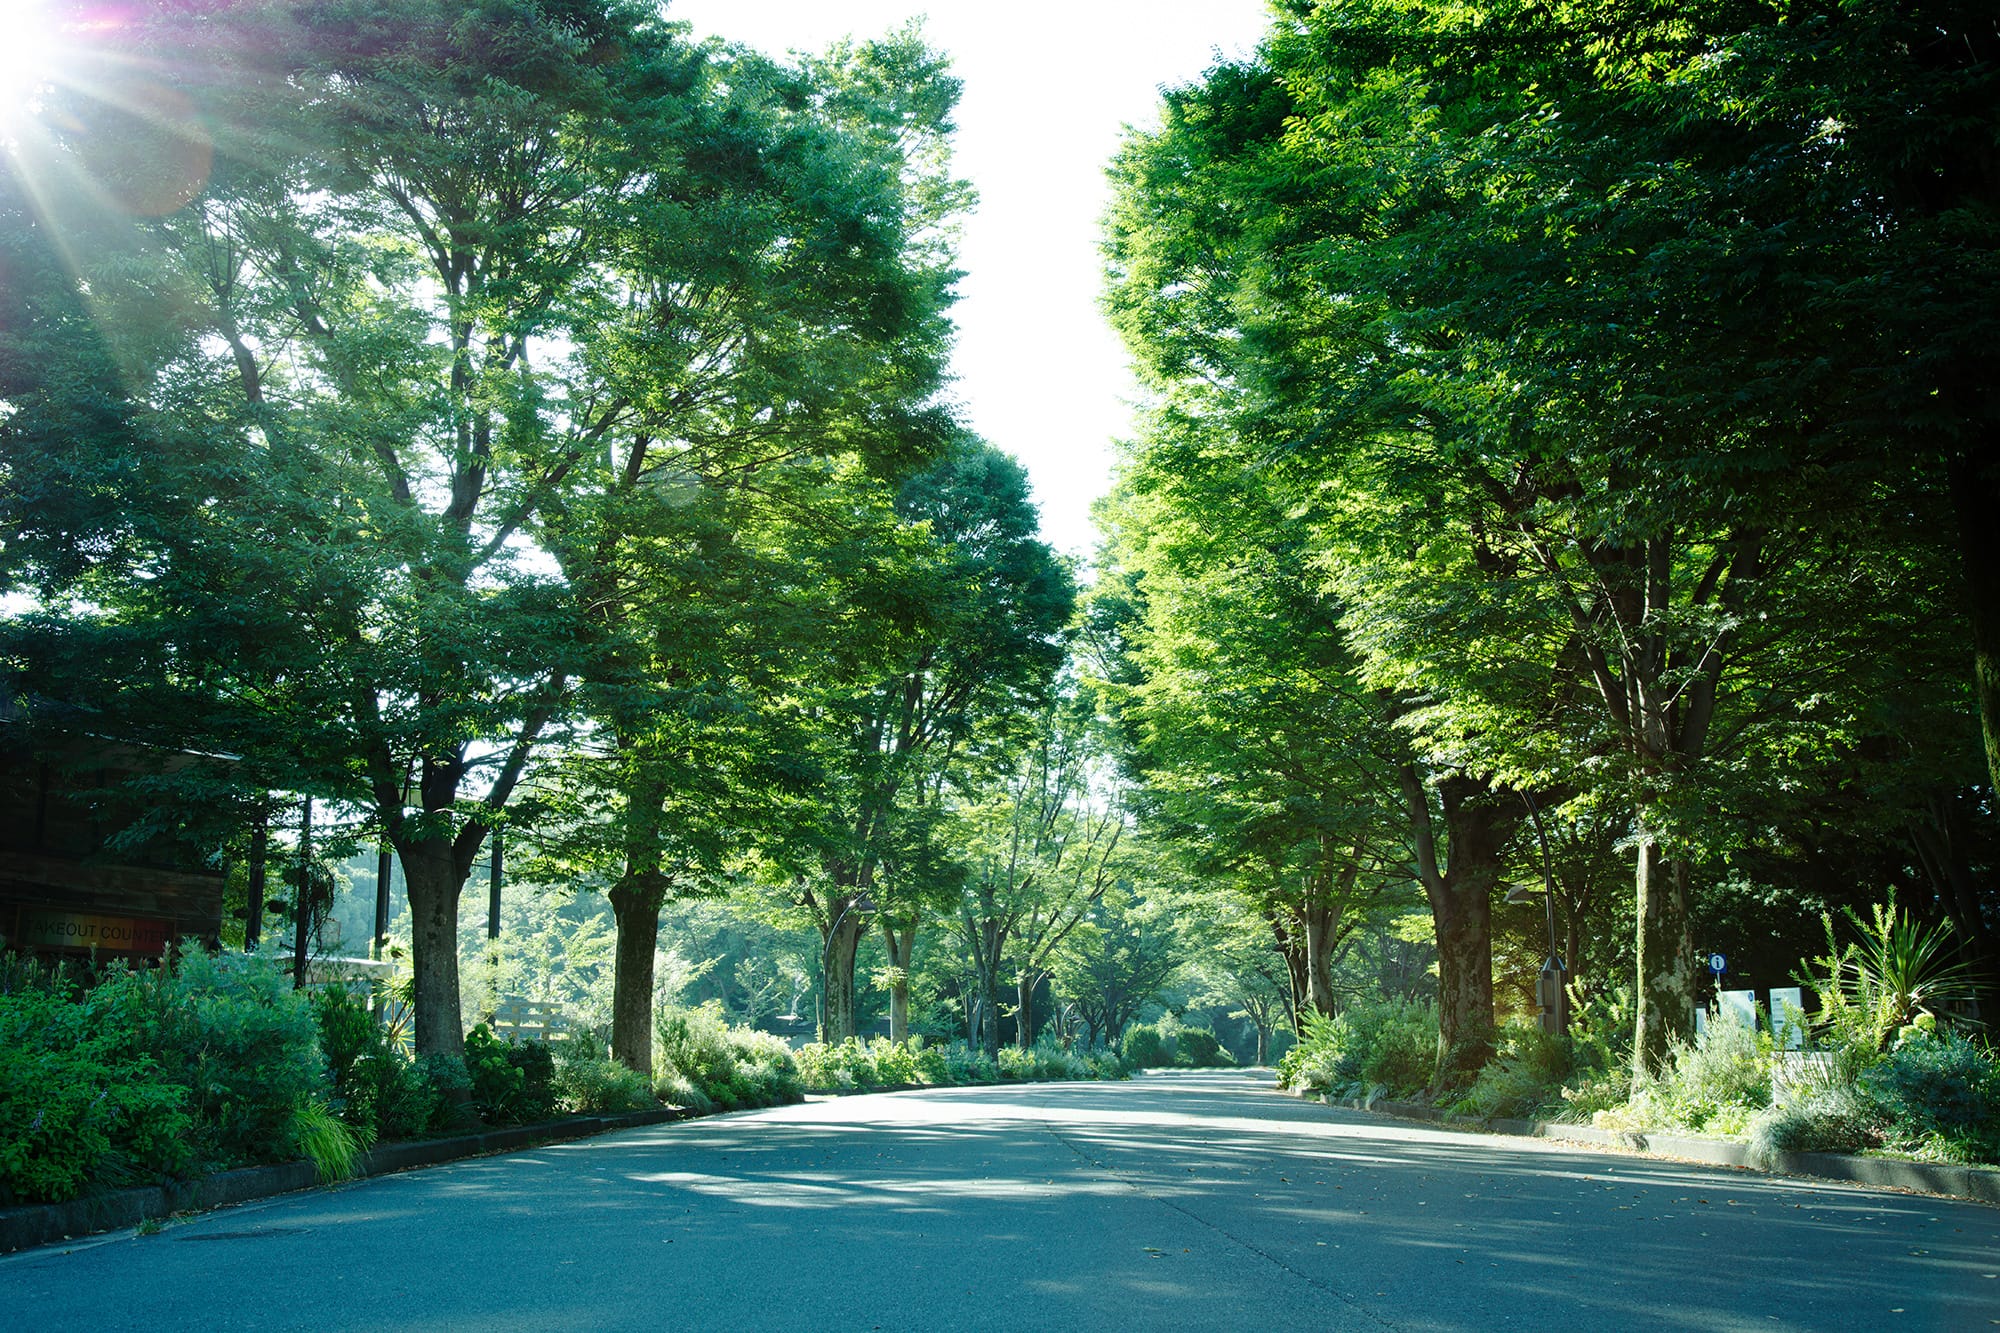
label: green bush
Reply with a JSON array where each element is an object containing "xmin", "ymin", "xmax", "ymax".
[
  {"xmin": 790, "ymin": 1038, "xmax": 1117, "ymax": 1093},
  {"xmin": 1358, "ymin": 1003, "xmax": 1438, "ymax": 1097},
  {"xmin": 1281, "ymin": 1000, "xmax": 1438, "ymax": 1100},
  {"xmin": 313, "ymin": 986, "xmax": 439, "ymax": 1142},
  {"xmin": 1457, "ymin": 1023, "xmax": 1574, "ymax": 1121},
  {"xmin": 414, "ymin": 1052, "xmax": 479, "ymax": 1133},
  {"xmin": 554, "ymin": 1052, "xmax": 656, "ymax": 1114},
  {"xmin": 1121, "ymin": 1022, "xmax": 1173, "ymax": 1069},
  {"xmin": 866, "ymin": 1036, "xmax": 920, "ymax": 1086},
  {"xmin": 463, "ymin": 1024, "xmax": 558, "ymax": 1126},
  {"xmin": 1748, "ymin": 1084, "xmax": 1884, "ymax": 1160},
  {"xmin": 1865, "ymin": 1029, "xmax": 2000, "ymax": 1161},
  {"xmin": 1613, "ymin": 1016, "xmax": 1772, "ymax": 1136},
  {"xmin": 996, "ymin": 1042, "xmax": 1131, "ymax": 1082},
  {"xmin": 654, "ymin": 1004, "xmax": 802, "ymax": 1111},
  {"xmin": 732, "ymin": 1028, "xmax": 805, "ymax": 1106},
  {"xmin": 134, "ymin": 951, "xmax": 330, "ymax": 1168},
  {"xmin": 940, "ymin": 1044, "xmax": 998, "ymax": 1085},
  {"xmin": 1175, "ymin": 1026, "xmax": 1234, "ymax": 1069},
  {"xmin": 795, "ymin": 1038, "xmax": 878, "ymax": 1091},
  {"xmin": 0, "ymin": 983, "xmax": 195, "ymax": 1204}
]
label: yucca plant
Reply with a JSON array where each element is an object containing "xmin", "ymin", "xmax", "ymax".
[{"xmin": 1802, "ymin": 896, "xmax": 1980, "ymax": 1051}]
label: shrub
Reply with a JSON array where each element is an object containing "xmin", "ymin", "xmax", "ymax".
[
  {"xmin": 940, "ymin": 1044, "xmax": 998, "ymax": 1086},
  {"xmin": 313, "ymin": 984, "xmax": 442, "ymax": 1142},
  {"xmin": 1800, "ymin": 897, "xmax": 1980, "ymax": 1051},
  {"xmin": 1358, "ymin": 1002, "xmax": 1439, "ymax": 1098},
  {"xmin": 732, "ymin": 1028, "xmax": 805, "ymax": 1106},
  {"xmin": 134, "ymin": 951, "xmax": 329, "ymax": 1168},
  {"xmin": 0, "ymin": 983, "xmax": 194, "ymax": 1204},
  {"xmin": 1458, "ymin": 1023, "xmax": 1574, "ymax": 1121},
  {"xmin": 795, "ymin": 1038, "xmax": 878, "ymax": 1092},
  {"xmin": 1175, "ymin": 1026, "xmax": 1234, "ymax": 1069},
  {"xmin": 414, "ymin": 1052, "xmax": 478, "ymax": 1133},
  {"xmin": 463, "ymin": 1024, "xmax": 558, "ymax": 1126},
  {"xmin": 555, "ymin": 1054, "xmax": 656, "ymax": 1114},
  {"xmin": 1612, "ymin": 1016, "xmax": 1771, "ymax": 1136},
  {"xmin": 1864, "ymin": 1029, "xmax": 2000, "ymax": 1161},
  {"xmin": 656, "ymin": 1004, "xmax": 803, "ymax": 1110},
  {"xmin": 912, "ymin": 1043, "xmax": 951, "ymax": 1085},
  {"xmin": 1748, "ymin": 1084, "xmax": 1884, "ymax": 1161},
  {"xmin": 866, "ymin": 1036, "xmax": 920, "ymax": 1086},
  {"xmin": 1282, "ymin": 999, "xmax": 1438, "ymax": 1100},
  {"xmin": 1121, "ymin": 1022, "xmax": 1173, "ymax": 1069}
]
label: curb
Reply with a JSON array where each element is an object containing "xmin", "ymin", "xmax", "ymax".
[
  {"xmin": 0, "ymin": 1106, "xmax": 689, "ymax": 1256},
  {"xmin": 1309, "ymin": 1092, "xmax": 2000, "ymax": 1206}
]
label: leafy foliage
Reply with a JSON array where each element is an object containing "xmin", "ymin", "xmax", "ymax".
[
  {"xmin": 313, "ymin": 985, "xmax": 443, "ymax": 1142},
  {"xmin": 653, "ymin": 1002, "xmax": 802, "ymax": 1111},
  {"xmin": 464, "ymin": 1024, "xmax": 559, "ymax": 1127},
  {"xmin": 1279, "ymin": 1000, "xmax": 1438, "ymax": 1101}
]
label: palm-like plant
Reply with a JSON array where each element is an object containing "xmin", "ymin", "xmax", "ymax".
[{"xmin": 1803, "ymin": 896, "xmax": 1980, "ymax": 1050}]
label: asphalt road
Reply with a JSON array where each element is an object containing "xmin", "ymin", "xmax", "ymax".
[{"xmin": 2, "ymin": 1070, "xmax": 1995, "ymax": 1332}]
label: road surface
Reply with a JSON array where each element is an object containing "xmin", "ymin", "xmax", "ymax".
[{"xmin": 2, "ymin": 1070, "xmax": 1994, "ymax": 1331}]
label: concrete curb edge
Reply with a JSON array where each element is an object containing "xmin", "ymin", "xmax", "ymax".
[
  {"xmin": 1308, "ymin": 1091, "xmax": 2000, "ymax": 1206},
  {"xmin": 0, "ymin": 1106, "xmax": 690, "ymax": 1256}
]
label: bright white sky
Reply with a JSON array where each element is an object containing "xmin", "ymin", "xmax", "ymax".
[{"xmin": 665, "ymin": 2, "xmax": 1273, "ymax": 561}]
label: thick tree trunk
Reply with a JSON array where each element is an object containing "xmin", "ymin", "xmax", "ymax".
[
  {"xmin": 609, "ymin": 882, "xmax": 660, "ymax": 1073},
  {"xmin": 1632, "ymin": 834, "xmax": 1695, "ymax": 1078},
  {"xmin": 820, "ymin": 901, "xmax": 865, "ymax": 1044},
  {"xmin": 1402, "ymin": 769, "xmax": 1511, "ymax": 1089},
  {"xmin": 1016, "ymin": 972, "xmax": 1037, "ymax": 1049},
  {"xmin": 400, "ymin": 838, "xmax": 466, "ymax": 1059},
  {"xmin": 1909, "ymin": 803, "xmax": 2000, "ymax": 1015},
  {"xmin": 1948, "ymin": 452, "xmax": 2000, "ymax": 795},
  {"xmin": 882, "ymin": 922, "xmax": 916, "ymax": 1044},
  {"xmin": 1564, "ymin": 914, "xmax": 1586, "ymax": 999},
  {"xmin": 978, "ymin": 957, "xmax": 1003, "ymax": 1061},
  {"xmin": 1254, "ymin": 1023, "xmax": 1269, "ymax": 1066},
  {"xmin": 1302, "ymin": 883, "xmax": 1338, "ymax": 1019},
  {"xmin": 1270, "ymin": 909, "xmax": 1309, "ymax": 1027}
]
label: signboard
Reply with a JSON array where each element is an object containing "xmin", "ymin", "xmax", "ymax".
[
  {"xmin": 1768, "ymin": 986, "xmax": 1806, "ymax": 1050},
  {"xmin": 1719, "ymin": 988, "xmax": 1758, "ymax": 1031},
  {"xmin": 1708, "ymin": 952, "xmax": 1727, "ymax": 976},
  {"xmin": 15, "ymin": 908, "xmax": 172, "ymax": 956}
]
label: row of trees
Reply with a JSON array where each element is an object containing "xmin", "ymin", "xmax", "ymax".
[
  {"xmin": 0, "ymin": 0, "xmax": 1100, "ymax": 1066},
  {"xmin": 1096, "ymin": 0, "xmax": 1998, "ymax": 1082}
]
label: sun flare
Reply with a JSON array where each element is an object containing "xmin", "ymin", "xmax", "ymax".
[{"xmin": 0, "ymin": 2, "xmax": 63, "ymax": 135}]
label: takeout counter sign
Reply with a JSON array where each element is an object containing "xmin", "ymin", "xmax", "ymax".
[{"xmin": 15, "ymin": 908, "xmax": 174, "ymax": 955}]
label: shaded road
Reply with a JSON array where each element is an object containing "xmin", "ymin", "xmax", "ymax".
[{"xmin": 2, "ymin": 1071, "xmax": 1995, "ymax": 1331}]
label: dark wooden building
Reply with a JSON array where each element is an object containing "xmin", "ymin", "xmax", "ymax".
[{"xmin": 0, "ymin": 712, "xmax": 227, "ymax": 959}]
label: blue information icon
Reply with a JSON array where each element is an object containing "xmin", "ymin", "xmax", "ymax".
[{"xmin": 1708, "ymin": 952, "xmax": 1726, "ymax": 975}]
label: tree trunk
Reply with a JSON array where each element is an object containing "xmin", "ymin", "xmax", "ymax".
[
  {"xmin": 1254, "ymin": 1022, "xmax": 1269, "ymax": 1066},
  {"xmin": 820, "ymin": 900, "xmax": 865, "ymax": 1044},
  {"xmin": 1949, "ymin": 452, "xmax": 2000, "ymax": 796},
  {"xmin": 882, "ymin": 922, "xmax": 916, "ymax": 1044},
  {"xmin": 400, "ymin": 837, "xmax": 466, "ymax": 1059},
  {"xmin": 1402, "ymin": 768, "xmax": 1512, "ymax": 1089},
  {"xmin": 1909, "ymin": 803, "xmax": 2000, "ymax": 1015},
  {"xmin": 609, "ymin": 881, "xmax": 660, "ymax": 1073},
  {"xmin": 1632, "ymin": 834, "xmax": 1695, "ymax": 1078},
  {"xmin": 1016, "ymin": 972, "xmax": 1037, "ymax": 1049},
  {"xmin": 1300, "ymin": 861, "xmax": 1355, "ymax": 1019},
  {"xmin": 1270, "ymin": 909, "xmax": 1309, "ymax": 1028}
]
